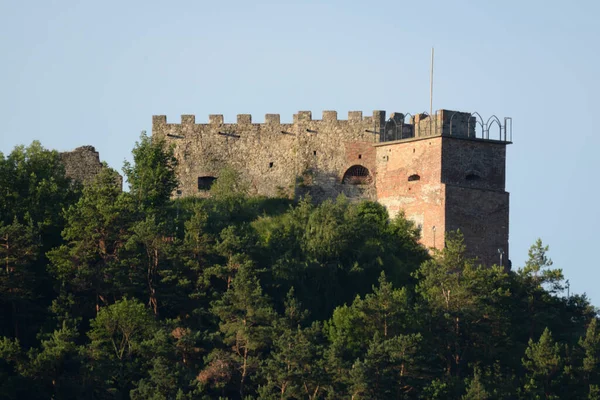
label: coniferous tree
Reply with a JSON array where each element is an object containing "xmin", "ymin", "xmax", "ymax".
[
  {"xmin": 87, "ymin": 297, "xmax": 159, "ymax": 397},
  {"xmin": 0, "ymin": 218, "xmax": 39, "ymax": 340},
  {"xmin": 48, "ymin": 167, "xmax": 131, "ymax": 320},
  {"xmin": 207, "ymin": 263, "xmax": 276, "ymax": 398},
  {"xmin": 462, "ymin": 368, "xmax": 489, "ymax": 400},
  {"xmin": 581, "ymin": 318, "xmax": 600, "ymax": 398},
  {"xmin": 521, "ymin": 328, "xmax": 563, "ymax": 399}
]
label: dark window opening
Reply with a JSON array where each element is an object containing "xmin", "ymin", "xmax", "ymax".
[
  {"xmin": 313, "ymin": 150, "xmax": 317, "ymax": 156},
  {"xmin": 198, "ymin": 176, "xmax": 217, "ymax": 191},
  {"xmin": 342, "ymin": 165, "xmax": 372, "ymax": 185},
  {"xmin": 358, "ymin": 154, "xmax": 362, "ymax": 159},
  {"xmin": 408, "ymin": 174, "xmax": 420, "ymax": 182},
  {"xmin": 269, "ymin": 162, "xmax": 274, "ymax": 168},
  {"xmin": 466, "ymin": 173, "xmax": 481, "ymax": 181}
]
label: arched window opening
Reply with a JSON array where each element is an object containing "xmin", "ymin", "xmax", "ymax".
[
  {"xmin": 465, "ymin": 173, "xmax": 481, "ymax": 181},
  {"xmin": 198, "ymin": 176, "xmax": 217, "ymax": 191},
  {"xmin": 342, "ymin": 165, "xmax": 372, "ymax": 185},
  {"xmin": 408, "ymin": 174, "xmax": 420, "ymax": 182}
]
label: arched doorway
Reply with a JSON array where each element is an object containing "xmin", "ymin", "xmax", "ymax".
[{"xmin": 342, "ymin": 165, "xmax": 372, "ymax": 185}]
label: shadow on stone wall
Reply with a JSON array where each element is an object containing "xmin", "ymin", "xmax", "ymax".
[{"xmin": 294, "ymin": 168, "xmax": 376, "ymax": 203}]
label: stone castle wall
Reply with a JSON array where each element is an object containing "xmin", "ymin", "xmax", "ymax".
[
  {"xmin": 152, "ymin": 108, "xmax": 510, "ymax": 266},
  {"xmin": 152, "ymin": 111, "xmax": 388, "ymax": 201}
]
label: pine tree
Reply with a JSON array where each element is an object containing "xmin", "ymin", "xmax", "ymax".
[
  {"xmin": 87, "ymin": 298, "xmax": 158, "ymax": 397},
  {"xmin": 208, "ymin": 263, "xmax": 276, "ymax": 398},
  {"xmin": 522, "ymin": 328, "xmax": 562, "ymax": 399},
  {"xmin": 580, "ymin": 318, "xmax": 600, "ymax": 398},
  {"xmin": 0, "ymin": 218, "xmax": 39, "ymax": 340},
  {"xmin": 47, "ymin": 167, "xmax": 132, "ymax": 318},
  {"xmin": 462, "ymin": 368, "xmax": 489, "ymax": 400}
]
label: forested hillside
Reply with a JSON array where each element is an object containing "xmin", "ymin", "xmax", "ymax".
[{"xmin": 0, "ymin": 135, "xmax": 597, "ymax": 399}]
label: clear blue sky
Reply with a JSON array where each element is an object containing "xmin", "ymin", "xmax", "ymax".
[{"xmin": 1, "ymin": 1, "xmax": 599, "ymax": 303}]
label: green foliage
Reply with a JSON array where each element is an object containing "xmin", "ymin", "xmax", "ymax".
[
  {"xmin": 208, "ymin": 263, "xmax": 276, "ymax": 398},
  {"xmin": 123, "ymin": 131, "xmax": 178, "ymax": 215},
  {"xmin": 520, "ymin": 239, "xmax": 564, "ymax": 294},
  {"xmin": 0, "ymin": 142, "xmax": 80, "ymax": 345},
  {"xmin": 0, "ymin": 141, "xmax": 79, "ymax": 234},
  {"xmin": 0, "ymin": 139, "xmax": 597, "ymax": 399},
  {"xmin": 22, "ymin": 323, "xmax": 85, "ymax": 398},
  {"xmin": 349, "ymin": 333, "xmax": 423, "ymax": 399},
  {"xmin": 87, "ymin": 297, "xmax": 159, "ymax": 397},
  {"xmin": 0, "ymin": 336, "xmax": 31, "ymax": 399},
  {"xmin": 48, "ymin": 167, "xmax": 132, "ymax": 321},
  {"xmin": 521, "ymin": 328, "xmax": 563, "ymax": 399},
  {"xmin": 0, "ymin": 218, "xmax": 40, "ymax": 339},
  {"xmin": 462, "ymin": 368, "xmax": 489, "ymax": 400},
  {"xmin": 210, "ymin": 166, "xmax": 249, "ymax": 200},
  {"xmin": 414, "ymin": 231, "xmax": 512, "ymax": 378}
]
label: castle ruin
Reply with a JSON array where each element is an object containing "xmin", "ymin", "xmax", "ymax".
[
  {"xmin": 152, "ymin": 109, "xmax": 512, "ymax": 267},
  {"xmin": 60, "ymin": 145, "xmax": 122, "ymax": 188}
]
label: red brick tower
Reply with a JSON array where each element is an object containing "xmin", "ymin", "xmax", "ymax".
[{"xmin": 375, "ymin": 110, "xmax": 511, "ymax": 267}]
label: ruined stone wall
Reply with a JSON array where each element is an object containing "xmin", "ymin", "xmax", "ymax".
[
  {"xmin": 60, "ymin": 146, "xmax": 104, "ymax": 185},
  {"xmin": 152, "ymin": 111, "xmax": 387, "ymax": 201}
]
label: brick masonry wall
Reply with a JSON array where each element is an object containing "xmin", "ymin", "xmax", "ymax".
[
  {"xmin": 375, "ymin": 136, "xmax": 446, "ymax": 250},
  {"xmin": 374, "ymin": 135, "xmax": 509, "ymax": 261},
  {"xmin": 445, "ymin": 185, "xmax": 510, "ymax": 267}
]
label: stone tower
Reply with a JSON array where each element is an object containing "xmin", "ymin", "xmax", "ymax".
[
  {"xmin": 152, "ymin": 109, "xmax": 511, "ymax": 266},
  {"xmin": 375, "ymin": 111, "xmax": 510, "ymax": 267}
]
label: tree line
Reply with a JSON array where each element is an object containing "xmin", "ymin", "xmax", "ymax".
[{"xmin": 0, "ymin": 134, "xmax": 598, "ymax": 399}]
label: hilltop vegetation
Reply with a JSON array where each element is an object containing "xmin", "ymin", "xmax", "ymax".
[{"xmin": 0, "ymin": 134, "xmax": 597, "ymax": 399}]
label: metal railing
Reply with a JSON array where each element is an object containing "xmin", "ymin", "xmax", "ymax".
[{"xmin": 380, "ymin": 111, "xmax": 512, "ymax": 143}]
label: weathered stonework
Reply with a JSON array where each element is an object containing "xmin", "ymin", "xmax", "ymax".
[
  {"xmin": 60, "ymin": 146, "xmax": 121, "ymax": 188},
  {"xmin": 152, "ymin": 109, "xmax": 511, "ymax": 266}
]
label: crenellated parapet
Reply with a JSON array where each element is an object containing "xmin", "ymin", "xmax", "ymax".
[{"xmin": 152, "ymin": 110, "xmax": 388, "ymax": 134}]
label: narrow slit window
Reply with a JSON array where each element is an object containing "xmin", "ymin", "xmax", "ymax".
[
  {"xmin": 408, "ymin": 174, "xmax": 420, "ymax": 182},
  {"xmin": 358, "ymin": 154, "xmax": 362, "ymax": 159},
  {"xmin": 313, "ymin": 150, "xmax": 317, "ymax": 156},
  {"xmin": 466, "ymin": 173, "xmax": 481, "ymax": 181},
  {"xmin": 269, "ymin": 162, "xmax": 274, "ymax": 168}
]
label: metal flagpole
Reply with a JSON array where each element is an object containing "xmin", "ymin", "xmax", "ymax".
[{"xmin": 430, "ymin": 47, "xmax": 434, "ymax": 116}]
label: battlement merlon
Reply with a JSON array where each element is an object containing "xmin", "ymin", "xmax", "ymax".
[{"xmin": 152, "ymin": 110, "xmax": 387, "ymax": 127}]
